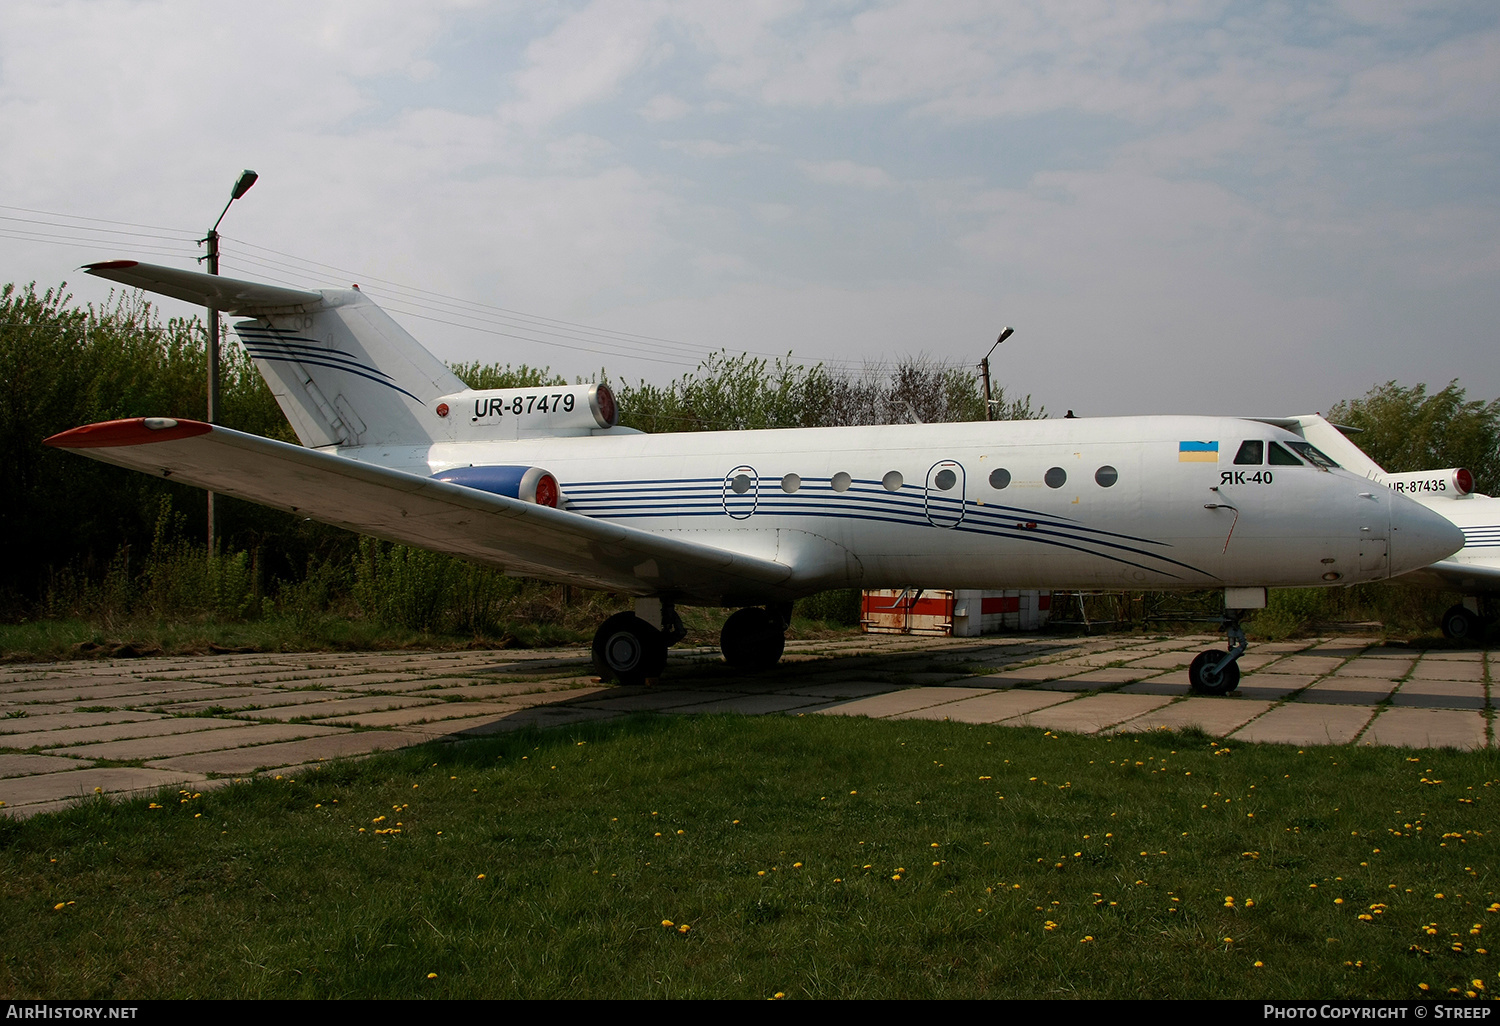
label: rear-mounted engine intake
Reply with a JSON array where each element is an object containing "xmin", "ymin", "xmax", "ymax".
[
  {"xmin": 1381, "ymin": 468, "xmax": 1475, "ymax": 499},
  {"xmin": 433, "ymin": 465, "xmax": 560, "ymax": 508}
]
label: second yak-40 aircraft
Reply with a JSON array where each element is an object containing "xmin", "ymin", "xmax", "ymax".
[{"xmin": 46, "ymin": 259, "xmax": 1464, "ymax": 693}]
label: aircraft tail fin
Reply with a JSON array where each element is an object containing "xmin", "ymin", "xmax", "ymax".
[{"xmin": 85, "ymin": 260, "xmax": 467, "ymax": 449}]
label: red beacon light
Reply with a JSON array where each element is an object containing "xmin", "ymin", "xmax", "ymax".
[{"xmin": 1457, "ymin": 468, "xmax": 1474, "ymax": 495}]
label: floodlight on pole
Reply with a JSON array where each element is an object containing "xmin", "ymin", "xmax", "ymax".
[
  {"xmin": 200, "ymin": 169, "xmax": 258, "ymax": 552},
  {"xmin": 979, "ymin": 326, "xmax": 1014, "ymax": 422}
]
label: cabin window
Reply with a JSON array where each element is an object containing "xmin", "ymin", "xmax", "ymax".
[
  {"xmin": 882, "ymin": 471, "xmax": 904, "ymax": 492},
  {"xmin": 1267, "ymin": 442, "xmax": 1303, "ymax": 466},
  {"xmin": 731, "ymin": 474, "xmax": 753, "ymax": 494},
  {"xmin": 1287, "ymin": 441, "xmax": 1340, "ymax": 469},
  {"xmin": 933, "ymin": 469, "xmax": 957, "ymax": 491},
  {"xmin": 1095, "ymin": 465, "xmax": 1118, "ymax": 487},
  {"xmin": 989, "ymin": 468, "xmax": 1011, "ymax": 489},
  {"xmin": 781, "ymin": 473, "xmax": 801, "ymax": 493},
  {"xmin": 1045, "ymin": 467, "xmax": 1067, "ymax": 488},
  {"xmin": 831, "ymin": 472, "xmax": 852, "ymax": 492},
  {"xmin": 1234, "ymin": 441, "xmax": 1263, "ymax": 465}
]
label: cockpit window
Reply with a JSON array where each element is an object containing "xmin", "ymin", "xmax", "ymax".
[
  {"xmin": 1286, "ymin": 441, "xmax": 1340, "ymax": 470},
  {"xmin": 1267, "ymin": 441, "xmax": 1304, "ymax": 466},
  {"xmin": 1234, "ymin": 441, "xmax": 1263, "ymax": 465}
]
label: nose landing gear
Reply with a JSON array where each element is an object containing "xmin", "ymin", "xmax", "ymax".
[{"xmin": 1188, "ymin": 609, "xmax": 1248, "ymax": 695}]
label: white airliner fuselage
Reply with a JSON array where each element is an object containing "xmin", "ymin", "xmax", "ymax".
[
  {"xmin": 403, "ymin": 416, "xmax": 1437, "ymax": 596},
  {"xmin": 48, "ymin": 260, "xmax": 1465, "ymax": 690}
]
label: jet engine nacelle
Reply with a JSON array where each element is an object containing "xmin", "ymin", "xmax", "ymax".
[
  {"xmin": 1381, "ymin": 468, "xmax": 1474, "ymax": 500},
  {"xmin": 432, "ymin": 382, "xmax": 620, "ymax": 441},
  {"xmin": 433, "ymin": 465, "xmax": 560, "ymax": 508}
]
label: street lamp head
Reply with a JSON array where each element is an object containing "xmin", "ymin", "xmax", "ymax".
[
  {"xmin": 231, "ymin": 170, "xmax": 258, "ymax": 200},
  {"xmin": 983, "ymin": 326, "xmax": 1015, "ymax": 363}
]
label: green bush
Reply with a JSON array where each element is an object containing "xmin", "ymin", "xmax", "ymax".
[
  {"xmin": 796, "ymin": 589, "xmax": 862, "ymax": 626},
  {"xmin": 351, "ymin": 539, "xmax": 519, "ymax": 635}
]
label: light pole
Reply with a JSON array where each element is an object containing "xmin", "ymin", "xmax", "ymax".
[
  {"xmin": 978, "ymin": 326, "xmax": 1013, "ymax": 422},
  {"xmin": 199, "ymin": 169, "xmax": 257, "ymax": 552}
]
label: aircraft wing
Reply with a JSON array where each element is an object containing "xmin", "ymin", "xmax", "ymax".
[
  {"xmin": 1394, "ymin": 560, "xmax": 1500, "ymax": 593},
  {"xmin": 45, "ymin": 418, "xmax": 796, "ymax": 603}
]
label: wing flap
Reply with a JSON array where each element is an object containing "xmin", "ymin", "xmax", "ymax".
[{"xmin": 45, "ymin": 418, "xmax": 795, "ymax": 601}]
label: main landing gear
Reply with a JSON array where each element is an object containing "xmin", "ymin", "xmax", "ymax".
[
  {"xmin": 591, "ymin": 600, "xmax": 793, "ymax": 684},
  {"xmin": 1188, "ymin": 608, "xmax": 1249, "ymax": 696},
  {"xmin": 1441, "ymin": 601, "xmax": 1486, "ymax": 643},
  {"xmin": 591, "ymin": 600, "xmax": 685, "ymax": 685},
  {"xmin": 720, "ymin": 603, "xmax": 791, "ymax": 671}
]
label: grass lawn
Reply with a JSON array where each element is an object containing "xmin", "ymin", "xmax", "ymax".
[{"xmin": 2, "ymin": 713, "xmax": 1497, "ymax": 999}]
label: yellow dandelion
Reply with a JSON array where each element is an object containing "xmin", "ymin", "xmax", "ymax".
[
  {"xmin": 427, "ymin": 972, "xmax": 437, "ymax": 979},
  {"xmin": 678, "ymin": 924, "xmax": 690, "ymax": 934},
  {"xmin": 662, "ymin": 919, "xmax": 674, "ymax": 927}
]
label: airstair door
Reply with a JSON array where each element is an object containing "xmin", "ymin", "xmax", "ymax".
[
  {"xmin": 723, "ymin": 465, "xmax": 759, "ymax": 520},
  {"xmin": 925, "ymin": 460, "xmax": 966, "ymax": 528}
]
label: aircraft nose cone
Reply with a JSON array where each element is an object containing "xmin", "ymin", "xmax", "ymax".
[{"xmin": 1389, "ymin": 494, "xmax": 1465, "ymax": 577}]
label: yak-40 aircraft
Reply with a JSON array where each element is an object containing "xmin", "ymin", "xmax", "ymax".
[{"xmin": 47, "ymin": 260, "xmax": 1464, "ymax": 693}]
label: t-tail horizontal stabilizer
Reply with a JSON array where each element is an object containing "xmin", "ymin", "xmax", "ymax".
[{"xmin": 84, "ymin": 260, "xmax": 468, "ymax": 450}]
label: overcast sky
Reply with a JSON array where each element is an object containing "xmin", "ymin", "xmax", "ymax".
[{"xmin": 3, "ymin": 1, "xmax": 1497, "ymax": 418}]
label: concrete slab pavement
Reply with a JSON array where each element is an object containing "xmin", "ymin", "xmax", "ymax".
[{"xmin": 1, "ymin": 632, "xmax": 1492, "ymax": 819}]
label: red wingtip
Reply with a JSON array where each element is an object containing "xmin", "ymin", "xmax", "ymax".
[
  {"xmin": 82, "ymin": 260, "xmax": 142, "ymax": 271},
  {"xmin": 45, "ymin": 418, "xmax": 213, "ymax": 449}
]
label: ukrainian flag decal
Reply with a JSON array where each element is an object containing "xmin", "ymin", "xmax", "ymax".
[{"xmin": 1179, "ymin": 440, "xmax": 1219, "ymax": 463}]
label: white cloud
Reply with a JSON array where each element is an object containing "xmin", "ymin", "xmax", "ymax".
[
  {"xmin": 501, "ymin": 0, "xmax": 668, "ymax": 129},
  {"xmin": 1, "ymin": 0, "xmax": 1497, "ymax": 418},
  {"xmin": 797, "ymin": 159, "xmax": 896, "ymax": 190},
  {"xmin": 662, "ymin": 138, "xmax": 777, "ymax": 158},
  {"xmin": 638, "ymin": 92, "xmax": 692, "ymax": 121}
]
